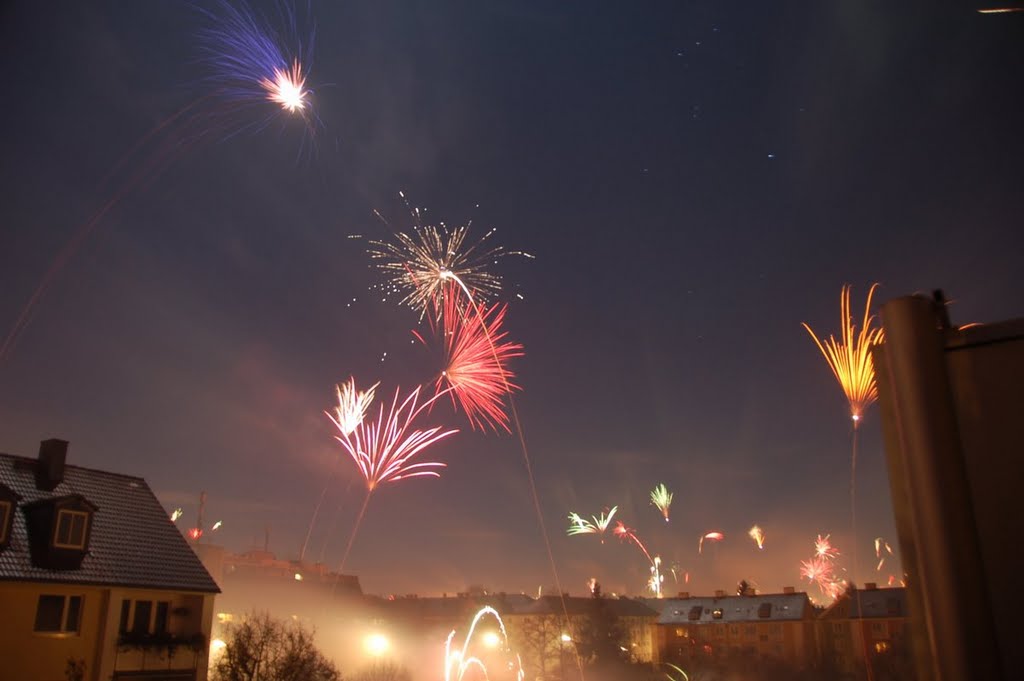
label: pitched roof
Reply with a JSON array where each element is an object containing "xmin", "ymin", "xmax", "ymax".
[
  {"xmin": 657, "ymin": 593, "xmax": 812, "ymax": 624},
  {"xmin": 821, "ymin": 587, "xmax": 907, "ymax": 619},
  {"xmin": 0, "ymin": 452, "xmax": 219, "ymax": 593}
]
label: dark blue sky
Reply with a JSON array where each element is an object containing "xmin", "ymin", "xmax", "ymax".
[{"xmin": 1, "ymin": 1, "xmax": 1021, "ymax": 598}]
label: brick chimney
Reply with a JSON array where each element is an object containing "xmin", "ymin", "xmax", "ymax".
[
  {"xmin": 864, "ymin": 582, "xmax": 877, "ymax": 590},
  {"xmin": 783, "ymin": 586, "xmax": 796, "ymax": 594},
  {"xmin": 677, "ymin": 592, "xmax": 690, "ymax": 599},
  {"xmin": 35, "ymin": 439, "xmax": 68, "ymax": 491},
  {"xmin": 714, "ymin": 589, "xmax": 726, "ymax": 598}
]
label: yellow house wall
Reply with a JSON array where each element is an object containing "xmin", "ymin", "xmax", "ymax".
[
  {"xmin": 0, "ymin": 581, "xmax": 106, "ymax": 681},
  {"xmin": 0, "ymin": 582, "xmax": 216, "ymax": 681}
]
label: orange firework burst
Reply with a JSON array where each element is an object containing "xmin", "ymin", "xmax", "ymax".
[
  {"xmin": 748, "ymin": 525, "xmax": 766, "ymax": 549},
  {"xmin": 802, "ymin": 284, "xmax": 884, "ymax": 425}
]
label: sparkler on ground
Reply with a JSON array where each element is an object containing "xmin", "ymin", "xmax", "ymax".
[
  {"xmin": 444, "ymin": 606, "xmax": 524, "ymax": 681},
  {"xmin": 650, "ymin": 484, "xmax": 673, "ymax": 522},
  {"xmin": 415, "ymin": 281, "xmax": 522, "ymax": 433},
  {"xmin": 567, "ymin": 506, "xmax": 618, "ymax": 543},
  {"xmin": 698, "ymin": 531, "xmax": 724, "ymax": 554},
  {"xmin": 328, "ymin": 384, "xmax": 458, "ymax": 575},
  {"xmin": 0, "ymin": 0, "xmax": 317, "ymax": 367},
  {"xmin": 748, "ymin": 525, "xmax": 765, "ymax": 549}
]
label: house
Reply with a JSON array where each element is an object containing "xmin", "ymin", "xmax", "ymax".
[
  {"xmin": 817, "ymin": 584, "xmax": 910, "ymax": 676},
  {"xmin": 655, "ymin": 588, "xmax": 817, "ymax": 670},
  {"xmin": 0, "ymin": 440, "xmax": 220, "ymax": 681}
]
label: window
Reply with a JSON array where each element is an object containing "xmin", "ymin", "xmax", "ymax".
[
  {"xmin": 132, "ymin": 600, "xmax": 153, "ymax": 634},
  {"xmin": 688, "ymin": 605, "xmax": 702, "ymax": 621},
  {"xmin": 875, "ymin": 641, "xmax": 891, "ymax": 653},
  {"xmin": 758, "ymin": 602, "xmax": 772, "ymax": 618},
  {"xmin": 886, "ymin": 598, "xmax": 902, "ymax": 616},
  {"xmin": 744, "ymin": 625, "xmax": 756, "ymax": 637},
  {"xmin": 675, "ymin": 627, "xmax": 687, "ymax": 638},
  {"xmin": 34, "ymin": 595, "xmax": 82, "ymax": 633},
  {"xmin": 53, "ymin": 510, "xmax": 88, "ymax": 549},
  {"xmin": 0, "ymin": 500, "xmax": 11, "ymax": 544},
  {"xmin": 871, "ymin": 622, "xmax": 887, "ymax": 636},
  {"xmin": 712, "ymin": 608, "xmax": 723, "ymax": 620},
  {"xmin": 154, "ymin": 602, "xmax": 169, "ymax": 636},
  {"xmin": 119, "ymin": 599, "xmax": 131, "ymax": 634}
]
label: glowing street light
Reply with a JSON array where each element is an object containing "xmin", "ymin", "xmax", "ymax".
[{"xmin": 364, "ymin": 633, "xmax": 390, "ymax": 657}]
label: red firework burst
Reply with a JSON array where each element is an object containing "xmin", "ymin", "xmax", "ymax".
[{"xmin": 416, "ymin": 281, "xmax": 523, "ymax": 433}]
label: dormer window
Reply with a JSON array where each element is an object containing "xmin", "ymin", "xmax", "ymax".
[
  {"xmin": 22, "ymin": 494, "xmax": 98, "ymax": 570},
  {"xmin": 54, "ymin": 509, "xmax": 89, "ymax": 549}
]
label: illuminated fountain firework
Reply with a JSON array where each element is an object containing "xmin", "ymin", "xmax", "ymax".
[
  {"xmin": 566, "ymin": 506, "xmax": 618, "ymax": 543},
  {"xmin": 650, "ymin": 483, "xmax": 673, "ymax": 522},
  {"xmin": 698, "ymin": 531, "xmax": 724, "ymax": 554},
  {"xmin": 415, "ymin": 281, "xmax": 523, "ymax": 433},
  {"xmin": 748, "ymin": 525, "xmax": 766, "ymax": 550},
  {"xmin": 328, "ymin": 384, "xmax": 458, "ymax": 573},
  {"xmin": 370, "ymin": 218, "xmax": 531, "ymax": 317},
  {"xmin": 613, "ymin": 521, "xmax": 663, "ymax": 597},
  {"xmin": 0, "ymin": 0, "xmax": 318, "ymax": 366},
  {"xmin": 444, "ymin": 606, "xmax": 524, "ymax": 681}
]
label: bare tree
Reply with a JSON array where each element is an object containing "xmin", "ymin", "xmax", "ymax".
[
  {"xmin": 349, "ymin": 662, "xmax": 412, "ymax": 681},
  {"xmin": 211, "ymin": 612, "xmax": 340, "ymax": 681}
]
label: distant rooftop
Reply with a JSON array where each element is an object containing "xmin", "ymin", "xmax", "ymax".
[{"xmin": 657, "ymin": 592, "xmax": 812, "ymax": 624}]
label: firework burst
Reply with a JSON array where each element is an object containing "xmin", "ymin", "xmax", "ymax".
[
  {"xmin": 802, "ymin": 284, "xmax": 884, "ymax": 424},
  {"xmin": 327, "ymin": 377, "xmax": 379, "ymax": 437},
  {"xmin": 444, "ymin": 607, "xmax": 524, "ymax": 681},
  {"xmin": 329, "ymin": 384, "xmax": 457, "ymax": 491},
  {"xmin": 800, "ymin": 535, "xmax": 847, "ymax": 600},
  {"xmin": 612, "ymin": 521, "xmax": 662, "ymax": 596},
  {"xmin": 815, "ymin": 533, "xmax": 840, "ymax": 561},
  {"xmin": 370, "ymin": 218, "xmax": 532, "ymax": 316},
  {"xmin": 195, "ymin": 0, "xmax": 317, "ymax": 127},
  {"xmin": 567, "ymin": 506, "xmax": 618, "ymax": 542},
  {"xmin": 748, "ymin": 525, "xmax": 766, "ymax": 549},
  {"xmin": 415, "ymin": 281, "xmax": 523, "ymax": 432},
  {"xmin": 650, "ymin": 483, "xmax": 673, "ymax": 522}
]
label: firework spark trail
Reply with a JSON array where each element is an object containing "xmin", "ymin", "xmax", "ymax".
[
  {"xmin": 566, "ymin": 506, "xmax": 618, "ymax": 543},
  {"xmin": 1, "ymin": 1, "xmax": 317, "ymax": 369},
  {"xmin": 414, "ymin": 281, "xmax": 523, "ymax": 432},
  {"xmin": 328, "ymin": 384, "xmax": 458, "ymax": 578},
  {"xmin": 748, "ymin": 525, "xmax": 765, "ymax": 549},
  {"xmin": 815, "ymin": 534, "xmax": 840, "ymax": 561},
  {"xmin": 698, "ymin": 531, "xmax": 724, "ymax": 554},
  {"xmin": 444, "ymin": 606, "xmax": 525, "ymax": 681},
  {"xmin": 650, "ymin": 483, "xmax": 673, "ymax": 522},
  {"xmin": 803, "ymin": 283, "xmax": 883, "ymax": 588},
  {"xmin": 170, "ymin": 508, "xmax": 183, "ymax": 522},
  {"xmin": 874, "ymin": 537, "xmax": 893, "ymax": 571},
  {"xmin": 613, "ymin": 521, "xmax": 663, "ymax": 596}
]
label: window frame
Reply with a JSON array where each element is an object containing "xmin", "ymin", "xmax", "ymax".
[
  {"xmin": 53, "ymin": 509, "xmax": 89, "ymax": 550},
  {"xmin": 33, "ymin": 594, "xmax": 83, "ymax": 635},
  {"xmin": 0, "ymin": 500, "xmax": 11, "ymax": 544}
]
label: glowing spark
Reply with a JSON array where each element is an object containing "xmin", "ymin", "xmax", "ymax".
[
  {"xmin": 698, "ymin": 531, "xmax": 724, "ymax": 554},
  {"xmin": 802, "ymin": 284, "xmax": 883, "ymax": 424},
  {"xmin": 416, "ymin": 281, "xmax": 522, "ymax": 433},
  {"xmin": 567, "ymin": 506, "xmax": 618, "ymax": 542},
  {"xmin": 170, "ymin": 508, "xmax": 183, "ymax": 522},
  {"xmin": 370, "ymin": 221, "xmax": 531, "ymax": 315},
  {"xmin": 260, "ymin": 59, "xmax": 308, "ymax": 111},
  {"xmin": 748, "ymin": 525, "xmax": 766, "ymax": 549},
  {"xmin": 978, "ymin": 7, "xmax": 1024, "ymax": 12},
  {"xmin": 328, "ymin": 385, "xmax": 458, "ymax": 491},
  {"xmin": 650, "ymin": 483, "xmax": 673, "ymax": 522},
  {"xmin": 211, "ymin": 521, "xmax": 223, "ymax": 532},
  {"xmin": 187, "ymin": 528, "xmax": 202, "ymax": 540},
  {"xmin": 328, "ymin": 377, "xmax": 379, "ymax": 437}
]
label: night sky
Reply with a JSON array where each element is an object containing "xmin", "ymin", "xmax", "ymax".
[{"xmin": 1, "ymin": 1, "xmax": 1021, "ymax": 600}]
